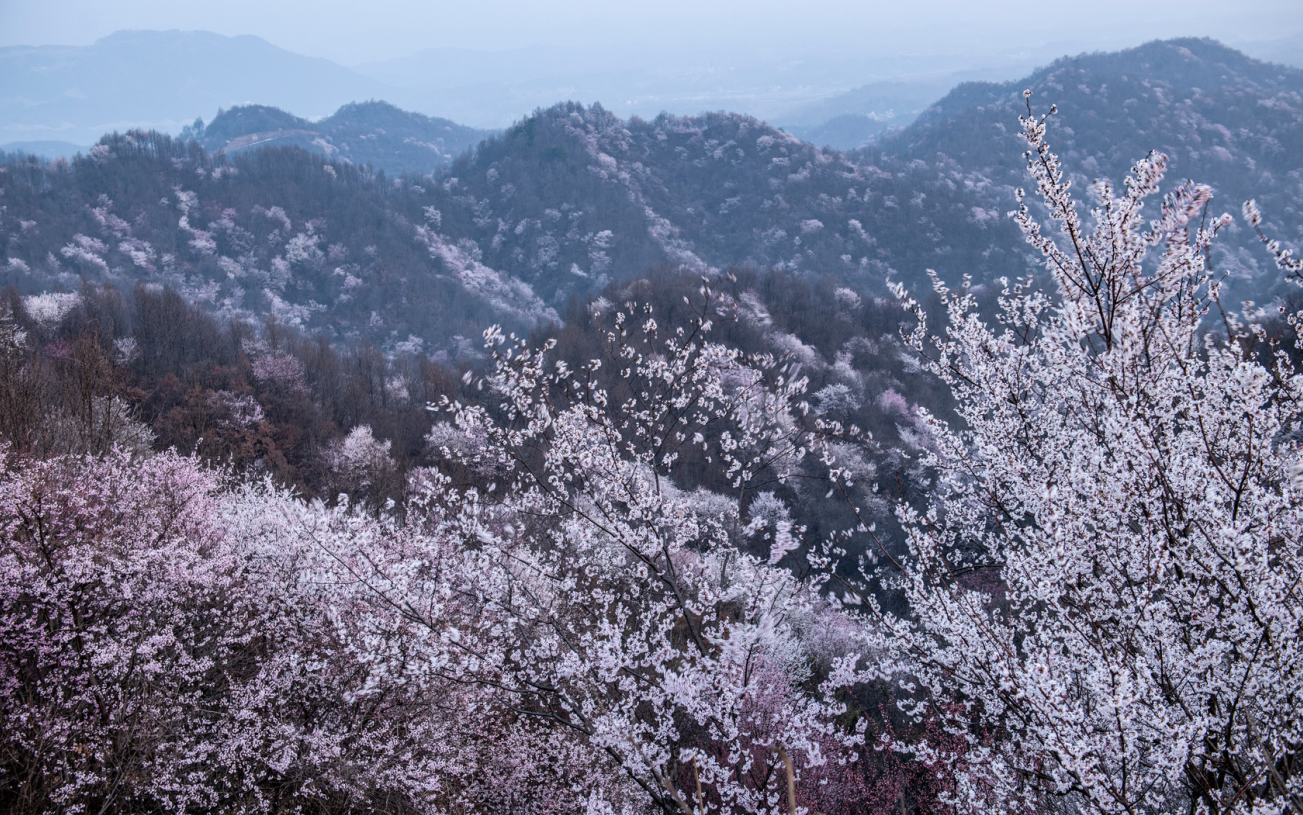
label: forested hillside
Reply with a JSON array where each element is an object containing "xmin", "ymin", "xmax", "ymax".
[
  {"xmin": 421, "ymin": 103, "xmax": 1021, "ymax": 303},
  {"xmin": 0, "ymin": 266, "xmax": 945, "ymax": 537},
  {"xmin": 870, "ymin": 37, "xmax": 1303, "ymax": 300},
  {"xmin": 3, "ymin": 38, "xmax": 1300, "ymax": 364},
  {"xmin": 2, "ymin": 114, "xmax": 982, "ymax": 354},
  {"xmin": 0, "ymin": 135, "xmax": 537, "ymax": 354}
]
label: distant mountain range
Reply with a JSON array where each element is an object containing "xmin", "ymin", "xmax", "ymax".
[
  {"xmin": 1, "ymin": 37, "xmax": 1300, "ymax": 356},
  {"xmin": 0, "ymin": 141, "xmax": 85, "ymax": 160},
  {"xmin": 1237, "ymin": 31, "xmax": 1303, "ymax": 68},
  {"xmin": 347, "ymin": 41, "xmax": 1000, "ymax": 132},
  {"xmin": 0, "ymin": 28, "xmax": 1082, "ymax": 152},
  {"xmin": 4, "ymin": 28, "xmax": 1297, "ymax": 159},
  {"xmin": 0, "ymin": 30, "xmax": 388, "ymax": 147}
]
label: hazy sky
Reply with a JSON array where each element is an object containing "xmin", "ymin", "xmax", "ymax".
[{"xmin": 2, "ymin": 0, "xmax": 1301, "ymax": 65}]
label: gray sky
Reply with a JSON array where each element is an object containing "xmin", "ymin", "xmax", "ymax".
[{"xmin": 3, "ymin": 0, "xmax": 1301, "ymax": 65}]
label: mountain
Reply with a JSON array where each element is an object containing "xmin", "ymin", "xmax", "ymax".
[
  {"xmin": 368, "ymin": 37, "xmax": 1303, "ymax": 310},
  {"xmin": 1, "ymin": 38, "xmax": 1301, "ymax": 358},
  {"xmin": 194, "ymin": 102, "xmax": 494, "ymax": 175},
  {"xmin": 406, "ymin": 102, "xmax": 1021, "ymax": 307},
  {"xmin": 870, "ymin": 37, "xmax": 1303, "ymax": 299},
  {"xmin": 783, "ymin": 114, "xmax": 904, "ymax": 151},
  {"xmin": 0, "ymin": 98, "xmax": 1045, "ymax": 350},
  {"xmin": 0, "ymin": 108, "xmax": 993, "ymax": 355},
  {"xmin": 0, "ymin": 30, "xmax": 392, "ymax": 145}
]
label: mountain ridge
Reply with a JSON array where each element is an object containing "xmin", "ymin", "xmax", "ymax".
[
  {"xmin": 1, "ymin": 37, "xmax": 1299, "ymax": 356},
  {"xmin": 866, "ymin": 36, "xmax": 1303, "ymax": 298},
  {"xmin": 194, "ymin": 101, "xmax": 494, "ymax": 175}
]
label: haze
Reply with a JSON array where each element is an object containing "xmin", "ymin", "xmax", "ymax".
[
  {"xmin": 2, "ymin": 0, "xmax": 1301, "ymax": 145},
  {"xmin": 5, "ymin": 0, "xmax": 1300, "ymax": 66}
]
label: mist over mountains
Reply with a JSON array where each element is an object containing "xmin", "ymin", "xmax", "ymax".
[
  {"xmin": 0, "ymin": 30, "xmax": 388, "ymax": 147},
  {"xmin": 348, "ymin": 40, "xmax": 1031, "ymax": 133},
  {"xmin": 0, "ymin": 27, "xmax": 1129, "ymax": 152},
  {"xmin": 780, "ymin": 79, "xmax": 956, "ymax": 150},
  {"xmin": 4, "ymin": 25, "xmax": 1298, "ymax": 157},
  {"xmin": 1, "ymin": 29, "xmax": 901, "ymax": 148}
]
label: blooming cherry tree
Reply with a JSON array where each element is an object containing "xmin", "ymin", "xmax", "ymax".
[
  {"xmin": 350, "ymin": 295, "xmax": 874, "ymax": 814},
  {"xmin": 876, "ymin": 98, "xmax": 1303, "ymax": 814},
  {"xmin": 0, "ymin": 449, "xmax": 469, "ymax": 813}
]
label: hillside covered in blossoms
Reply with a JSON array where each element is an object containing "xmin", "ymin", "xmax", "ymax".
[{"xmin": 1, "ymin": 33, "xmax": 1302, "ymax": 815}]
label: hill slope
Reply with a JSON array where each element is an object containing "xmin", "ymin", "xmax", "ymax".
[
  {"xmin": 871, "ymin": 37, "xmax": 1303, "ymax": 297},
  {"xmin": 0, "ymin": 136, "xmax": 554, "ymax": 355},
  {"xmin": 413, "ymin": 103, "xmax": 1022, "ymax": 306}
]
